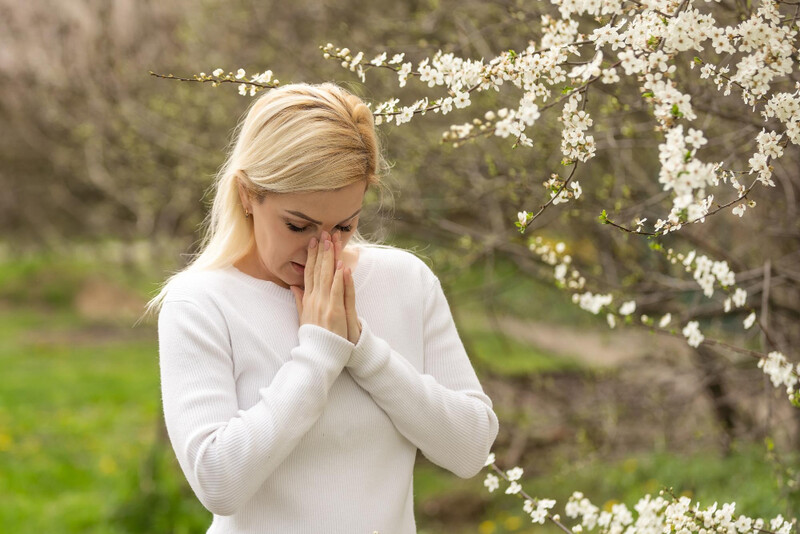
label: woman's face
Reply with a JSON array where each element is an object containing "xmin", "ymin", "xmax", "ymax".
[{"xmin": 237, "ymin": 181, "xmax": 367, "ymax": 289}]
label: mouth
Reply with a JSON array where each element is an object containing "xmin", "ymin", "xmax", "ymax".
[{"xmin": 291, "ymin": 261, "xmax": 305, "ymax": 273}]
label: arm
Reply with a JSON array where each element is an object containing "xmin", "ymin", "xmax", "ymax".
[
  {"xmin": 345, "ymin": 277, "xmax": 499, "ymax": 478},
  {"xmin": 158, "ymin": 299, "xmax": 352, "ymax": 516}
]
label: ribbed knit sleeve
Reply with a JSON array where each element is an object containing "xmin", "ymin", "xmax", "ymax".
[
  {"xmin": 346, "ymin": 277, "xmax": 499, "ymax": 479},
  {"xmin": 158, "ymin": 298, "xmax": 353, "ymax": 516}
]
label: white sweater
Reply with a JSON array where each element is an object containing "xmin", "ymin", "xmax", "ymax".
[{"xmin": 157, "ymin": 244, "xmax": 499, "ymax": 534}]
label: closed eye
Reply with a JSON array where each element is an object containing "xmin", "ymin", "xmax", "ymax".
[{"xmin": 285, "ymin": 222, "xmax": 353, "ymax": 233}]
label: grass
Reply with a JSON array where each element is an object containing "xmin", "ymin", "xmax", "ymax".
[
  {"xmin": 466, "ymin": 329, "xmax": 583, "ymax": 376},
  {"xmin": 0, "ymin": 308, "xmax": 159, "ymax": 530}
]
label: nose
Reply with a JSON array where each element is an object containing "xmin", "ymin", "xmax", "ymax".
[{"xmin": 313, "ymin": 229, "xmax": 341, "ymax": 242}]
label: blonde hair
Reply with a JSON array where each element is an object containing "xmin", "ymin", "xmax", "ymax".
[{"xmin": 143, "ymin": 82, "xmax": 388, "ymax": 318}]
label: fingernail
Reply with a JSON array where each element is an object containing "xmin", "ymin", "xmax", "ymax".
[
  {"xmin": 309, "ymin": 237, "xmax": 317, "ymax": 249},
  {"xmin": 324, "ymin": 240, "xmax": 331, "ymax": 250},
  {"xmin": 337, "ymin": 260, "xmax": 343, "ymax": 270}
]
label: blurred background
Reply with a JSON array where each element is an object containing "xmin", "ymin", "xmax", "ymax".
[{"xmin": 2, "ymin": 0, "xmax": 799, "ymax": 532}]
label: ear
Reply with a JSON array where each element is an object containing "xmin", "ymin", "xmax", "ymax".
[{"xmin": 236, "ymin": 176, "xmax": 251, "ymax": 213}]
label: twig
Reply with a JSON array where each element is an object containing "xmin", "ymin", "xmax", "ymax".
[
  {"xmin": 148, "ymin": 71, "xmax": 278, "ymax": 90},
  {"xmin": 488, "ymin": 463, "xmax": 575, "ymax": 534}
]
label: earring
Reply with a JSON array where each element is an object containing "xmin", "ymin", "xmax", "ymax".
[{"xmin": 244, "ymin": 208, "xmax": 250, "ymax": 219}]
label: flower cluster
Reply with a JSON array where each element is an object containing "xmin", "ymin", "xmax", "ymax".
[
  {"xmin": 566, "ymin": 492, "xmax": 600, "ymax": 530},
  {"xmin": 682, "ymin": 320, "xmax": 704, "ymax": 348},
  {"xmin": 653, "ymin": 126, "xmax": 719, "ymax": 234},
  {"xmin": 666, "ymin": 248, "xmax": 737, "ymax": 299},
  {"xmin": 763, "ymin": 86, "xmax": 800, "ymax": 145},
  {"xmin": 662, "ymin": 247, "xmax": 750, "ymax": 347},
  {"xmin": 527, "ymin": 234, "xmax": 799, "ymax": 405},
  {"xmin": 167, "ymin": 0, "xmax": 800, "ymax": 236},
  {"xmin": 544, "ymin": 173, "xmax": 583, "ymax": 205},
  {"xmin": 528, "ymin": 236, "xmax": 586, "ymax": 291},
  {"xmin": 321, "ymin": 44, "xmax": 368, "ymax": 82},
  {"xmin": 152, "ymin": 67, "xmax": 280, "ymax": 96},
  {"xmin": 574, "ymin": 291, "xmax": 614, "ymax": 315},
  {"xmin": 485, "ymin": 452, "xmax": 797, "ymax": 534},
  {"xmin": 319, "ymin": 35, "xmax": 572, "ymax": 147},
  {"xmin": 759, "ymin": 351, "xmax": 799, "ymax": 398},
  {"xmin": 524, "ymin": 498, "xmax": 557, "ymax": 524},
  {"xmin": 315, "ymin": 0, "xmax": 799, "ymax": 239},
  {"xmin": 560, "ymin": 94, "xmax": 595, "ymax": 163}
]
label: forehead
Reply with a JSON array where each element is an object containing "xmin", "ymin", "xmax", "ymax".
[{"xmin": 264, "ymin": 182, "xmax": 366, "ymax": 218}]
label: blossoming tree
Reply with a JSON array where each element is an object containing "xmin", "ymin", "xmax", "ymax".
[{"xmin": 156, "ymin": 0, "xmax": 800, "ymax": 529}]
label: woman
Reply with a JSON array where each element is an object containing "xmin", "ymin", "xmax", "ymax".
[{"xmin": 149, "ymin": 82, "xmax": 499, "ymax": 533}]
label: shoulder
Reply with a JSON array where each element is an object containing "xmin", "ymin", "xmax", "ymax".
[
  {"xmin": 161, "ymin": 268, "xmax": 233, "ymax": 308},
  {"xmin": 358, "ymin": 244, "xmax": 439, "ymax": 291}
]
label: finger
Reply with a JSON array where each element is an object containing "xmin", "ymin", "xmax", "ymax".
[
  {"xmin": 320, "ymin": 232, "xmax": 335, "ymax": 291},
  {"xmin": 333, "ymin": 230, "xmax": 342, "ymax": 267},
  {"xmin": 313, "ymin": 230, "xmax": 329, "ymax": 292},
  {"xmin": 344, "ymin": 266, "xmax": 356, "ymax": 317},
  {"xmin": 344, "ymin": 267, "xmax": 359, "ymax": 343},
  {"xmin": 305, "ymin": 237, "xmax": 318, "ymax": 293},
  {"xmin": 330, "ymin": 260, "xmax": 345, "ymax": 302},
  {"xmin": 330, "ymin": 263, "xmax": 347, "ymax": 338}
]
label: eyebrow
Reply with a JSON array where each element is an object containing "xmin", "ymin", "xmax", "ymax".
[{"xmin": 285, "ymin": 208, "xmax": 361, "ymax": 226}]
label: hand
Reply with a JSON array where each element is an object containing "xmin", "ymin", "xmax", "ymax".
[
  {"xmin": 333, "ymin": 231, "xmax": 362, "ymax": 344},
  {"xmin": 289, "ymin": 230, "xmax": 348, "ymax": 340},
  {"xmin": 344, "ymin": 264, "xmax": 361, "ymax": 344}
]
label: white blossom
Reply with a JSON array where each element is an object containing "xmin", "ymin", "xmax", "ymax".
[
  {"xmin": 506, "ymin": 481, "xmax": 522, "ymax": 494},
  {"xmin": 370, "ymin": 52, "xmax": 387, "ymax": 66},
  {"xmin": 619, "ymin": 301, "xmax": 636, "ymax": 316},
  {"xmin": 682, "ymin": 321, "xmax": 704, "ymax": 348},
  {"xmin": 732, "ymin": 288, "xmax": 747, "ymax": 307},
  {"xmin": 758, "ymin": 351, "xmax": 798, "ymax": 394},
  {"xmin": 506, "ymin": 466, "xmax": 524, "ymax": 481},
  {"xmin": 397, "ymin": 62, "xmax": 412, "ymax": 88},
  {"xmin": 573, "ymin": 291, "xmax": 613, "ymax": 314},
  {"xmin": 484, "ymin": 473, "xmax": 499, "ymax": 492}
]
